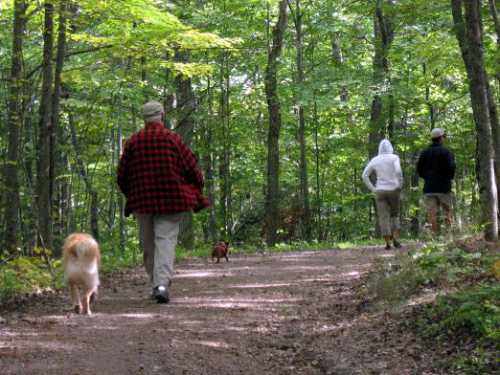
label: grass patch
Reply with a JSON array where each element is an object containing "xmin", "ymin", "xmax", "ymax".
[
  {"xmin": 369, "ymin": 238, "xmax": 499, "ymax": 374},
  {"xmin": 0, "ymin": 251, "xmax": 64, "ymax": 301},
  {"xmin": 419, "ymin": 283, "xmax": 499, "ymax": 374},
  {"xmin": 370, "ymin": 240, "xmax": 497, "ymax": 303}
]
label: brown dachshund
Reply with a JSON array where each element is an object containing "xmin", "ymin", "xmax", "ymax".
[{"xmin": 211, "ymin": 241, "xmax": 229, "ymax": 263}]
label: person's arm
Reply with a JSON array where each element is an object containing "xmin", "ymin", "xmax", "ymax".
[
  {"xmin": 117, "ymin": 139, "xmax": 131, "ymax": 196},
  {"xmin": 362, "ymin": 161, "xmax": 376, "ymax": 192},
  {"xmin": 394, "ymin": 157, "xmax": 403, "ymax": 189}
]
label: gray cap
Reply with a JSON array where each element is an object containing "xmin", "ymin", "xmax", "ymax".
[
  {"xmin": 431, "ymin": 128, "xmax": 445, "ymax": 139},
  {"xmin": 143, "ymin": 101, "xmax": 164, "ymax": 120}
]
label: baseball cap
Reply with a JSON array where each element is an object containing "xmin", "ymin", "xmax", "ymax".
[
  {"xmin": 143, "ymin": 101, "xmax": 164, "ymax": 119},
  {"xmin": 431, "ymin": 128, "xmax": 445, "ymax": 139}
]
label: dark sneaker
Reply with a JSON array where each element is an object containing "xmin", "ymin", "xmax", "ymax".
[
  {"xmin": 150, "ymin": 280, "xmax": 172, "ymax": 300},
  {"xmin": 153, "ymin": 285, "xmax": 170, "ymax": 304},
  {"xmin": 385, "ymin": 243, "xmax": 392, "ymax": 250},
  {"xmin": 393, "ymin": 239, "xmax": 402, "ymax": 248}
]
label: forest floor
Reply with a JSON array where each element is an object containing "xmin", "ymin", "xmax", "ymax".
[{"xmin": 0, "ymin": 247, "xmax": 458, "ymax": 375}]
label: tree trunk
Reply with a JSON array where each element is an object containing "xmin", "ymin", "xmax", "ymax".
[
  {"xmin": 264, "ymin": 0, "xmax": 288, "ymax": 246},
  {"xmin": 175, "ymin": 49, "xmax": 196, "ymax": 249},
  {"xmin": 488, "ymin": 0, "xmax": 500, "ymax": 47},
  {"xmin": 489, "ymin": 0, "xmax": 500, "ymax": 102},
  {"xmin": 292, "ymin": 0, "xmax": 312, "ymax": 241},
  {"xmin": 486, "ymin": 0, "xmax": 500, "ymax": 228},
  {"xmin": 331, "ymin": 32, "xmax": 349, "ymax": 102},
  {"xmin": 68, "ymin": 113, "xmax": 100, "ymax": 241},
  {"xmin": 37, "ymin": 0, "xmax": 55, "ymax": 250},
  {"xmin": 451, "ymin": 0, "xmax": 498, "ymax": 240},
  {"xmin": 368, "ymin": 0, "xmax": 394, "ymax": 236},
  {"xmin": 50, "ymin": 1, "xmax": 68, "ymax": 255},
  {"xmin": 22, "ymin": 106, "xmax": 39, "ymax": 254},
  {"xmin": 218, "ymin": 52, "xmax": 232, "ymax": 238},
  {"xmin": 487, "ymin": 81, "xmax": 500, "ymax": 229},
  {"xmin": 368, "ymin": 0, "xmax": 394, "ymax": 158},
  {"xmin": 205, "ymin": 78, "xmax": 217, "ymax": 243},
  {"xmin": 423, "ymin": 63, "xmax": 436, "ymax": 128},
  {"xmin": 3, "ymin": 0, "xmax": 27, "ymax": 255},
  {"xmin": 313, "ymin": 96, "xmax": 322, "ymax": 241},
  {"xmin": 118, "ymin": 122, "xmax": 126, "ymax": 255}
]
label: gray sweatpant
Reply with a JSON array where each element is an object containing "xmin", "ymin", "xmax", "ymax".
[{"xmin": 136, "ymin": 213, "xmax": 183, "ymax": 288}]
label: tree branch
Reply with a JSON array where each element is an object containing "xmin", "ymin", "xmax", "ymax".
[{"xmin": 26, "ymin": 44, "xmax": 114, "ymax": 79}]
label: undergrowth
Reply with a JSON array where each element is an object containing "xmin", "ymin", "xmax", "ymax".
[
  {"xmin": 0, "ymin": 248, "xmax": 64, "ymax": 301},
  {"xmin": 369, "ymin": 238, "xmax": 499, "ymax": 374}
]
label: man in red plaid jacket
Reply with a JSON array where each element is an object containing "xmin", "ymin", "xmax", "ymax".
[{"xmin": 117, "ymin": 101, "xmax": 209, "ymax": 303}]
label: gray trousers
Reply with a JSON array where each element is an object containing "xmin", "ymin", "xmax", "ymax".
[
  {"xmin": 136, "ymin": 213, "xmax": 183, "ymax": 288},
  {"xmin": 375, "ymin": 190, "xmax": 401, "ymax": 236}
]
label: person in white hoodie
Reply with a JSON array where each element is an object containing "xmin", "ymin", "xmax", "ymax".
[{"xmin": 362, "ymin": 139, "xmax": 403, "ymax": 249}]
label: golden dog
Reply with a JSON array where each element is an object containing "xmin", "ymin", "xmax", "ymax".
[{"xmin": 62, "ymin": 233, "xmax": 100, "ymax": 315}]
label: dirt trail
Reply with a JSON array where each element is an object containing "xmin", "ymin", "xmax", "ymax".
[{"xmin": 0, "ymin": 248, "xmax": 449, "ymax": 375}]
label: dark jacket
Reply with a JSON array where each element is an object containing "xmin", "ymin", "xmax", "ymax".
[
  {"xmin": 117, "ymin": 121, "xmax": 209, "ymax": 217},
  {"xmin": 416, "ymin": 142, "xmax": 456, "ymax": 194}
]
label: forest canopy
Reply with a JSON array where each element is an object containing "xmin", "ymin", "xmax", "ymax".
[{"xmin": 0, "ymin": 0, "xmax": 499, "ymax": 255}]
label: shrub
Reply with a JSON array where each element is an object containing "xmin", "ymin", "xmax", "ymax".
[{"xmin": 0, "ymin": 255, "xmax": 63, "ymax": 301}]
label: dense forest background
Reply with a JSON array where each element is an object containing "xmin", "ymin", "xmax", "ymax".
[{"xmin": 0, "ymin": 0, "xmax": 499, "ymax": 258}]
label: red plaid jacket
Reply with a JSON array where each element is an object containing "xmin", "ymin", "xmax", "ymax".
[{"xmin": 117, "ymin": 122, "xmax": 209, "ymax": 216}]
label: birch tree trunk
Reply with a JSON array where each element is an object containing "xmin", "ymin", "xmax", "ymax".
[
  {"xmin": 486, "ymin": 0, "xmax": 500, "ymax": 227},
  {"xmin": 118, "ymin": 123, "xmax": 126, "ymax": 255}
]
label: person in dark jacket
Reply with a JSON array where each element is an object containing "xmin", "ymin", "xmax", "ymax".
[
  {"xmin": 117, "ymin": 101, "xmax": 209, "ymax": 303},
  {"xmin": 416, "ymin": 128, "xmax": 456, "ymax": 235}
]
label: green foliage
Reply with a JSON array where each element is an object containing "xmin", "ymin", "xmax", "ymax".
[
  {"xmin": 176, "ymin": 245, "xmax": 213, "ymax": 260},
  {"xmin": 73, "ymin": 0, "xmax": 234, "ymax": 51},
  {"xmin": 1, "ymin": 0, "xmax": 492, "ymax": 250},
  {"xmin": 370, "ymin": 239, "xmax": 499, "ymax": 374},
  {"xmin": 371, "ymin": 240, "xmax": 498, "ymax": 303},
  {"xmin": 99, "ymin": 249, "xmax": 142, "ymax": 274},
  {"xmin": 413, "ymin": 242, "xmax": 496, "ymax": 286},
  {"xmin": 420, "ymin": 284, "xmax": 500, "ymax": 374},
  {"xmin": 0, "ymin": 255, "xmax": 63, "ymax": 301},
  {"xmin": 423, "ymin": 284, "xmax": 500, "ymax": 341}
]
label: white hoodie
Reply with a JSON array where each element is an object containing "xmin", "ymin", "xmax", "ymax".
[{"xmin": 362, "ymin": 139, "xmax": 403, "ymax": 192}]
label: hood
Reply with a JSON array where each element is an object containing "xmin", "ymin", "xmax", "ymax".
[{"xmin": 378, "ymin": 139, "xmax": 394, "ymax": 155}]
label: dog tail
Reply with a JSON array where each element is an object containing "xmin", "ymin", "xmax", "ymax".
[{"xmin": 63, "ymin": 233, "xmax": 100, "ymax": 264}]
